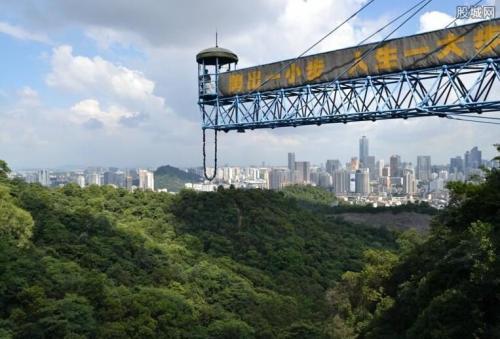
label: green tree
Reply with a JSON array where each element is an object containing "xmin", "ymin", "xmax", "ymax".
[{"xmin": 0, "ymin": 160, "xmax": 10, "ymax": 179}]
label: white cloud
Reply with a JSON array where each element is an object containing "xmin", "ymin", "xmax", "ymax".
[
  {"xmin": 42, "ymin": 45, "xmax": 200, "ymax": 149},
  {"xmin": 16, "ymin": 86, "xmax": 40, "ymax": 107},
  {"xmin": 418, "ymin": 10, "xmax": 481, "ymax": 33},
  {"xmin": 46, "ymin": 45, "xmax": 163, "ymax": 106},
  {"xmin": 0, "ymin": 21, "xmax": 51, "ymax": 43},
  {"xmin": 70, "ymin": 99, "xmax": 137, "ymax": 130}
]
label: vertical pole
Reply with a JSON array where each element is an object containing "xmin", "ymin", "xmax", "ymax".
[{"xmin": 215, "ymin": 57, "xmax": 219, "ymax": 128}]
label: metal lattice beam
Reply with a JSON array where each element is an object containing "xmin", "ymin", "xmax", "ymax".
[{"xmin": 199, "ymin": 58, "xmax": 500, "ymax": 131}]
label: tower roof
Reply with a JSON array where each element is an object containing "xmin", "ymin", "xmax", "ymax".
[{"xmin": 196, "ymin": 47, "xmax": 238, "ymax": 65}]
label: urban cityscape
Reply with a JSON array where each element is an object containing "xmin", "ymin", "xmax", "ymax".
[{"xmin": 10, "ymin": 136, "xmax": 498, "ymax": 209}]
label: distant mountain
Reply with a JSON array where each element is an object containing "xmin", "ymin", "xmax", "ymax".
[{"xmin": 154, "ymin": 165, "xmax": 202, "ymax": 192}]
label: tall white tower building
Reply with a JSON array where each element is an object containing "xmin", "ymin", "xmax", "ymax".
[{"xmin": 139, "ymin": 169, "xmax": 155, "ymax": 190}]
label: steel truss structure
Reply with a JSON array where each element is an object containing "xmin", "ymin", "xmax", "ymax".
[{"xmin": 199, "ymin": 58, "xmax": 500, "ymax": 131}]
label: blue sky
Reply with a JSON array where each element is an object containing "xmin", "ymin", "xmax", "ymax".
[{"xmin": 0, "ymin": 0, "xmax": 498, "ymax": 169}]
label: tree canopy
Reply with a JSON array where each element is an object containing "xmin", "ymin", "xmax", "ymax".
[{"xmin": 0, "ymin": 165, "xmax": 395, "ymax": 338}]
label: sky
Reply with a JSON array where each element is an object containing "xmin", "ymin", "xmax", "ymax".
[{"xmin": 0, "ymin": 0, "xmax": 498, "ymax": 169}]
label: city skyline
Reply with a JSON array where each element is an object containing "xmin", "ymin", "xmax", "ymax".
[
  {"xmin": 11, "ymin": 136, "xmax": 497, "ymax": 209},
  {"xmin": 10, "ymin": 138, "xmax": 498, "ymax": 172}
]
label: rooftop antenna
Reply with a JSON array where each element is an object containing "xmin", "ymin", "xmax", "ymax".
[{"xmin": 215, "ymin": 29, "xmax": 218, "ymax": 47}]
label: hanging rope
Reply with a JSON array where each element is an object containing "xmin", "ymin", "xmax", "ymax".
[{"xmin": 203, "ymin": 128, "xmax": 218, "ymax": 181}]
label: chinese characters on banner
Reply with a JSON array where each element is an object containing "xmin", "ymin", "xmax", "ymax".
[{"xmin": 220, "ymin": 19, "xmax": 500, "ymax": 96}]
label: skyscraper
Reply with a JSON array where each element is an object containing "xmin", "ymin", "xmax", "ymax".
[
  {"xmin": 288, "ymin": 152, "xmax": 295, "ymax": 182},
  {"xmin": 416, "ymin": 156, "xmax": 432, "ymax": 181},
  {"xmin": 325, "ymin": 159, "xmax": 342, "ymax": 175},
  {"xmin": 349, "ymin": 172, "xmax": 356, "ymax": 193},
  {"xmin": 103, "ymin": 171, "xmax": 117, "ymax": 186},
  {"xmin": 465, "ymin": 146, "xmax": 482, "ymax": 174},
  {"xmin": 355, "ymin": 168, "xmax": 370, "ymax": 195},
  {"xmin": 450, "ymin": 156, "xmax": 464, "ymax": 173},
  {"xmin": 366, "ymin": 155, "xmax": 376, "ymax": 180},
  {"xmin": 333, "ymin": 170, "xmax": 350, "ymax": 194},
  {"xmin": 403, "ymin": 169, "xmax": 416, "ymax": 195},
  {"xmin": 88, "ymin": 172, "xmax": 101, "ymax": 186},
  {"xmin": 37, "ymin": 169, "xmax": 50, "ymax": 187},
  {"xmin": 270, "ymin": 168, "xmax": 288, "ymax": 190},
  {"xmin": 390, "ymin": 155, "xmax": 401, "ymax": 177},
  {"xmin": 359, "ymin": 136, "xmax": 369, "ymax": 167},
  {"xmin": 376, "ymin": 160, "xmax": 384, "ymax": 179},
  {"xmin": 138, "ymin": 169, "xmax": 155, "ymax": 190},
  {"xmin": 318, "ymin": 172, "xmax": 332, "ymax": 188},
  {"xmin": 295, "ymin": 161, "xmax": 310, "ymax": 184},
  {"xmin": 382, "ymin": 165, "xmax": 390, "ymax": 177},
  {"xmin": 76, "ymin": 175, "xmax": 85, "ymax": 188}
]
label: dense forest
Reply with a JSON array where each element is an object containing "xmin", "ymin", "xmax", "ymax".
[
  {"xmin": 0, "ymin": 155, "xmax": 499, "ymax": 338},
  {"xmin": 0, "ymin": 159, "xmax": 395, "ymax": 338}
]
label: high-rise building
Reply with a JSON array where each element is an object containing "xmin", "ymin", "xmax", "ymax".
[
  {"xmin": 88, "ymin": 172, "xmax": 101, "ymax": 186},
  {"xmin": 288, "ymin": 152, "xmax": 296, "ymax": 182},
  {"xmin": 318, "ymin": 172, "xmax": 332, "ymax": 188},
  {"xmin": 295, "ymin": 161, "xmax": 310, "ymax": 184},
  {"xmin": 390, "ymin": 155, "xmax": 401, "ymax": 177},
  {"xmin": 270, "ymin": 168, "xmax": 288, "ymax": 190},
  {"xmin": 325, "ymin": 159, "xmax": 342, "ymax": 175},
  {"xmin": 416, "ymin": 156, "xmax": 432, "ymax": 181},
  {"xmin": 103, "ymin": 171, "xmax": 117, "ymax": 186},
  {"xmin": 355, "ymin": 168, "xmax": 370, "ymax": 195},
  {"xmin": 379, "ymin": 176, "xmax": 391, "ymax": 193},
  {"xmin": 465, "ymin": 146, "xmax": 482, "ymax": 174},
  {"xmin": 349, "ymin": 172, "xmax": 356, "ymax": 193},
  {"xmin": 310, "ymin": 171, "xmax": 320, "ymax": 185},
  {"xmin": 359, "ymin": 136, "xmax": 369, "ymax": 167},
  {"xmin": 382, "ymin": 165, "xmax": 390, "ymax": 177},
  {"xmin": 138, "ymin": 169, "xmax": 155, "ymax": 190},
  {"xmin": 450, "ymin": 156, "xmax": 464, "ymax": 173},
  {"xmin": 114, "ymin": 171, "xmax": 126, "ymax": 188},
  {"xmin": 76, "ymin": 175, "xmax": 85, "ymax": 188},
  {"xmin": 37, "ymin": 169, "xmax": 50, "ymax": 187},
  {"xmin": 333, "ymin": 170, "xmax": 350, "ymax": 194},
  {"xmin": 403, "ymin": 169, "xmax": 416, "ymax": 195},
  {"xmin": 366, "ymin": 155, "xmax": 376, "ymax": 180},
  {"xmin": 287, "ymin": 152, "xmax": 295, "ymax": 171},
  {"xmin": 376, "ymin": 160, "xmax": 384, "ymax": 179}
]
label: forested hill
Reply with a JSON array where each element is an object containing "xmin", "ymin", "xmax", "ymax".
[
  {"xmin": 154, "ymin": 165, "xmax": 201, "ymax": 192},
  {"xmin": 326, "ymin": 161, "xmax": 500, "ymax": 338},
  {"xmin": 0, "ymin": 162, "xmax": 395, "ymax": 338}
]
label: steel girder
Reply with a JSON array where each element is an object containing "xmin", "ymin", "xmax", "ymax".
[{"xmin": 199, "ymin": 58, "xmax": 500, "ymax": 131}]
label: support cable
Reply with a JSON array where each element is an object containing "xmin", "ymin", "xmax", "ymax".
[
  {"xmin": 444, "ymin": 0, "xmax": 483, "ymax": 28},
  {"xmin": 325, "ymin": 0, "xmax": 432, "ymax": 88},
  {"xmin": 446, "ymin": 116, "xmax": 500, "ymax": 125},
  {"xmin": 460, "ymin": 114, "xmax": 500, "ymax": 120},
  {"xmin": 357, "ymin": 0, "xmax": 433, "ymax": 46},
  {"xmin": 249, "ymin": 0, "xmax": 376, "ymax": 94}
]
